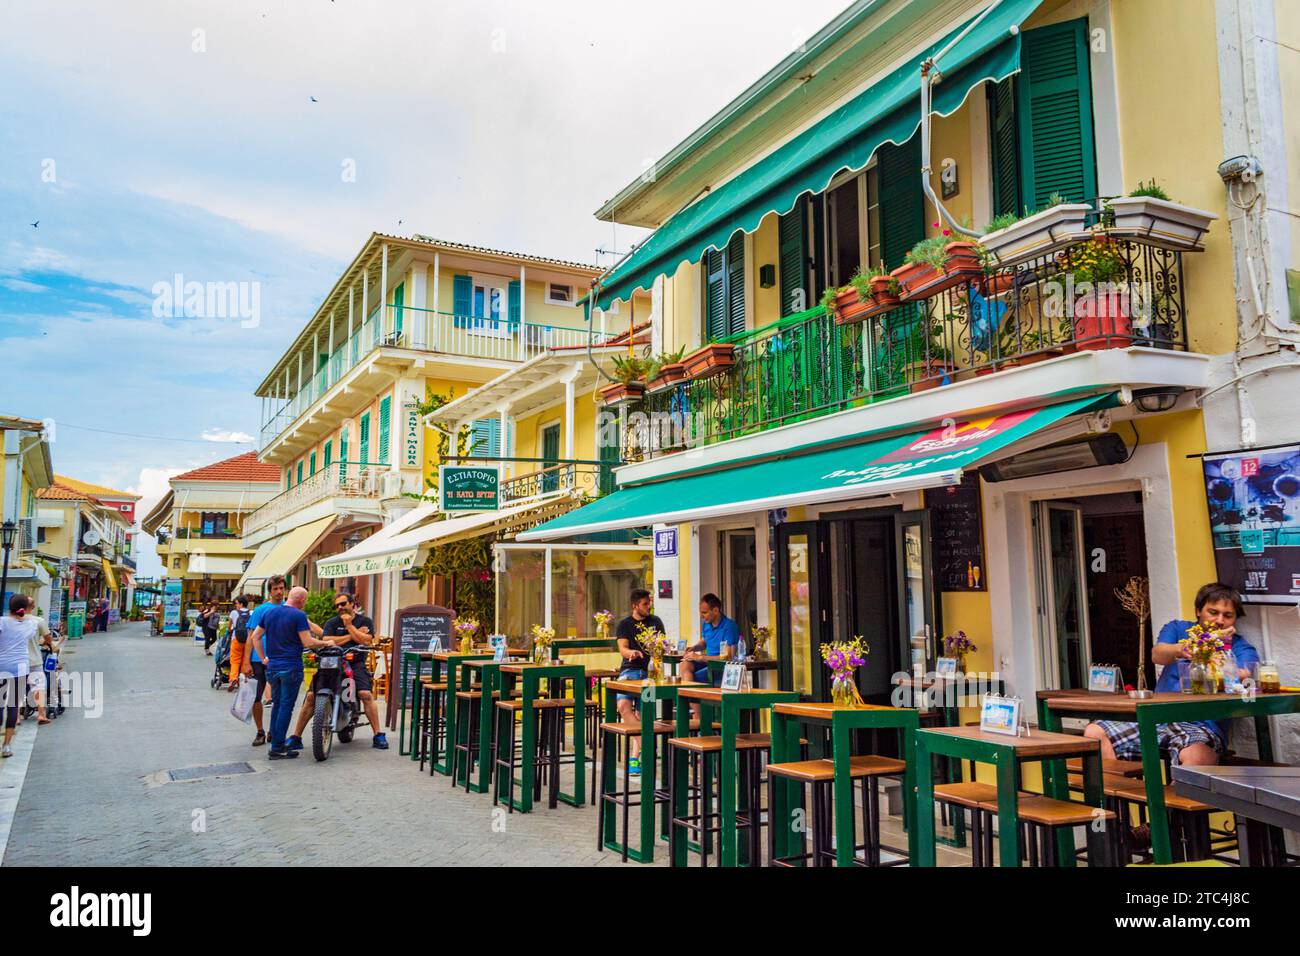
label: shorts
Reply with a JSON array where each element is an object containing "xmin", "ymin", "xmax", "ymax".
[
  {"xmin": 250, "ymin": 661, "xmax": 268, "ymax": 701},
  {"xmin": 309, "ymin": 658, "xmax": 372, "ymax": 695},
  {"xmin": 1094, "ymin": 719, "xmax": 1228, "ymax": 763},
  {"xmin": 689, "ymin": 663, "xmax": 712, "ymax": 685},
  {"xmin": 1, "ymin": 673, "xmax": 40, "ymax": 728},
  {"xmin": 615, "ymin": 668, "xmax": 647, "ymax": 704}
]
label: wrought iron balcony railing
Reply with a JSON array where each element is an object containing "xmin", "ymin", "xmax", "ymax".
[
  {"xmin": 499, "ymin": 463, "xmax": 611, "ymax": 505},
  {"xmin": 625, "ymin": 236, "xmax": 1189, "ymax": 461}
]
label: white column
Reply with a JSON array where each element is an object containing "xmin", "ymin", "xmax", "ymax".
[
  {"xmin": 380, "ymin": 243, "xmax": 389, "ymax": 339},
  {"xmin": 498, "ymin": 406, "xmax": 511, "ymax": 479},
  {"xmin": 348, "ymin": 285, "xmax": 355, "ymax": 337},
  {"xmin": 518, "ymin": 264, "xmax": 527, "ymax": 359},
  {"xmin": 328, "ymin": 308, "xmax": 335, "ymax": 365},
  {"xmin": 411, "ymin": 263, "xmax": 428, "ymax": 348},
  {"xmin": 361, "ymin": 267, "xmax": 368, "ymax": 335},
  {"xmin": 432, "ymin": 252, "xmax": 441, "ymax": 352},
  {"xmin": 296, "ymin": 351, "xmax": 303, "ymax": 395},
  {"xmin": 562, "ymin": 364, "xmax": 581, "ymax": 460}
]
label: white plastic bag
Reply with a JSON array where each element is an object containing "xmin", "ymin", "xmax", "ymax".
[{"xmin": 230, "ymin": 676, "xmax": 257, "ymax": 724}]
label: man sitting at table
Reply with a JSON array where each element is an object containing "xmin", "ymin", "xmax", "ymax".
[
  {"xmin": 680, "ymin": 593, "xmax": 739, "ymax": 690},
  {"xmin": 614, "ymin": 588, "xmax": 666, "ymax": 777},
  {"xmin": 1083, "ymin": 582, "xmax": 1259, "ymax": 768}
]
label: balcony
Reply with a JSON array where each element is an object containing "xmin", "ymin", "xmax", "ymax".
[
  {"xmin": 260, "ymin": 304, "xmax": 622, "ymax": 450},
  {"xmin": 243, "ymin": 460, "xmax": 387, "ymax": 537},
  {"xmin": 626, "ymin": 235, "xmax": 1191, "ymax": 461},
  {"xmin": 500, "ymin": 462, "xmax": 615, "ymax": 504}
]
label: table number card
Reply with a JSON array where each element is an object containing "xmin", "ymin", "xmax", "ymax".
[
  {"xmin": 1088, "ymin": 664, "xmax": 1122, "ymax": 693},
  {"xmin": 980, "ymin": 693, "xmax": 1022, "ymax": 736},
  {"xmin": 935, "ymin": 657, "xmax": 958, "ymax": 677},
  {"xmin": 490, "ymin": 635, "xmax": 507, "ymax": 662},
  {"xmin": 720, "ymin": 661, "xmax": 746, "ymax": 692},
  {"xmin": 676, "ymin": 638, "xmax": 688, "ymax": 653},
  {"xmin": 429, "ymin": 637, "xmax": 443, "ymax": 654}
]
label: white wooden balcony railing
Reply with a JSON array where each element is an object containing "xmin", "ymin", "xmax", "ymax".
[{"xmin": 243, "ymin": 461, "xmax": 386, "ymax": 536}]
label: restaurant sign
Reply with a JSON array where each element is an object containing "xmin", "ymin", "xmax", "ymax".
[
  {"xmin": 440, "ymin": 465, "xmax": 499, "ymax": 512},
  {"xmin": 1203, "ymin": 443, "xmax": 1300, "ymax": 603},
  {"xmin": 317, "ymin": 548, "xmax": 418, "ymax": 579}
]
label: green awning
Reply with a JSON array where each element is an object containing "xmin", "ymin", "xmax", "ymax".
[
  {"xmin": 594, "ymin": 0, "xmax": 1043, "ymax": 310},
  {"xmin": 517, "ymin": 393, "xmax": 1112, "ymax": 540}
]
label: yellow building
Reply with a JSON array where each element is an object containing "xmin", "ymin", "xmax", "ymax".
[
  {"xmin": 520, "ymin": 0, "xmax": 1300, "ymax": 746},
  {"xmin": 35, "ymin": 478, "xmax": 133, "ymax": 632},
  {"xmin": 141, "ymin": 452, "xmax": 281, "ymax": 616},
  {"xmin": 1, "ymin": 416, "xmax": 54, "ymax": 614},
  {"xmin": 244, "ymin": 232, "xmax": 617, "ymax": 635}
]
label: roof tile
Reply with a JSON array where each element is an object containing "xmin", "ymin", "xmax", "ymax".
[{"xmin": 172, "ymin": 451, "xmax": 281, "ymax": 483}]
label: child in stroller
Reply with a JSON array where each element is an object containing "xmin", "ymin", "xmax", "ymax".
[{"xmin": 211, "ymin": 628, "xmax": 233, "ymax": 688}]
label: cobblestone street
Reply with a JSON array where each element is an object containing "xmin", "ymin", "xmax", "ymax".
[{"xmin": 1, "ymin": 623, "xmax": 639, "ymax": 866}]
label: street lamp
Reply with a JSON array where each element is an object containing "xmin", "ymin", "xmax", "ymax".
[{"xmin": 0, "ymin": 520, "xmax": 17, "ymax": 610}]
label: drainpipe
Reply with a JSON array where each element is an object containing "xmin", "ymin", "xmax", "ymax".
[{"xmin": 919, "ymin": 0, "xmax": 1007, "ymax": 239}]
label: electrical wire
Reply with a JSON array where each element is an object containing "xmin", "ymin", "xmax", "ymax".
[{"xmin": 51, "ymin": 422, "xmax": 254, "ymax": 445}]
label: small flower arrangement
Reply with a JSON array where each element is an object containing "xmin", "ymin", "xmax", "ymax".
[
  {"xmin": 635, "ymin": 622, "xmax": 670, "ymax": 682},
  {"xmin": 820, "ymin": 636, "xmax": 868, "ymax": 707},
  {"xmin": 750, "ymin": 625, "xmax": 771, "ymax": 659},
  {"xmin": 1057, "ymin": 235, "xmax": 1125, "ymax": 286},
  {"xmin": 593, "ymin": 609, "xmax": 614, "ymax": 638},
  {"xmin": 943, "ymin": 630, "xmax": 977, "ymax": 664},
  {"xmin": 530, "ymin": 624, "xmax": 556, "ymax": 663},
  {"xmin": 453, "ymin": 618, "xmax": 480, "ymax": 652},
  {"xmin": 1181, "ymin": 624, "xmax": 1227, "ymax": 663}
]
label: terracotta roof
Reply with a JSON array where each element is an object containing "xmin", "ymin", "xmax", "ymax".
[
  {"xmin": 36, "ymin": 481, "xmax": 97, "ymax": 502},
  {"xmin": 172, "ymin": 451, "xmax": 281, "ymax": 484},
  {"xmin": 399, "ymin": 234, "xmax": 598, "ymax": 272},
  {"xmin": 53, "ymin": 475, "xmax": 140, "ymax": 501}
]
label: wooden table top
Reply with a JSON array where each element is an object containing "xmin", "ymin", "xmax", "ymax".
[
  {"xmin": 677, "ymin": 686, "xmax": 790, "ymax": 703},
  {"xmin": 429, "ymin": 649, "xmax": 492, "ymax": 661},
  {"xmin": 1042, "ymin": 690, "xmax": 1300, "ymax": 716},
  {"xmin": 462, "ymin": 657, "xmax": 527, "ymax": 670},
  {"xmin": 919, "ymin": 724, "xmax": 1100, "ymax": 757},
  {"xmin": 605, "ymin": 677, "xmax": 705, "ymax": 695},
  {"xmin": 773, "ymin": 701, "xmax": 900, "ymax": 720}
]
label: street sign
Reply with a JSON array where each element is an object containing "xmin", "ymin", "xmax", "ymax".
[{"xmin": 440, "ymin": 465, "xmax": 499, "ymax": 512}]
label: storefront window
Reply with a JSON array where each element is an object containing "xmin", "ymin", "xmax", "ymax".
[
  {"xmin": 787, "ymin": 534, "xmax": 813, "ymax": 697},
  {"xmin": 495, "ymin": 548, "xmax": 545, "ymax": 638},
  {"xmin": 495, "ymin": 545, "xmax": 651, "ymax": 639}
]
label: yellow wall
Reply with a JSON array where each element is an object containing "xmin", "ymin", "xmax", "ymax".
[
  {"xmin": 750, "ymin": 212, "xmax": 782, "ymax": 328},
  {"xmin": 426, "ymin": 267, "xmax": 588, "ymax": 331}
]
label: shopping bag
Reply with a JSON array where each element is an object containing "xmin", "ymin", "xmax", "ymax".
[{"xmin": 230, "ymin": 676, "xmax": 257, "ymax": 724}]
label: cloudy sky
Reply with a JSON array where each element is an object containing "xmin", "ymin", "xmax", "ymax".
[{"xmin": 0, "ymin": 0, "xmax": 848, "ymax": 575}]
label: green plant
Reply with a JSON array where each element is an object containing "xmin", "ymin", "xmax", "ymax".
[
  {"xmin": 304, "ymin": 589, "xmax": 337, "ymax": 626},
  {"xmin": 984, "ymin": 211, "xmax": 1020, "ymax": 233},
  {"xmin": 818, "ymin": 286, "xmax": 840, "ymax": 314},
  {"xmin": 904, "ymin": 234, "xmax": 952, "ymax": 270},
  {"xmin": 644, "ymin": 346, "xmax": 686, "ymax": 381},
  {"xmin": 848, "ymin": 266, "xmax": 874, "ymax": 300},
  {"xmin": 1129, "ymin": 179, "xmax": 1171, "ymax": 200},
  {"xmin": 1059, "ymin": 235, "xmax": 1125, "ymax": 285},
  {"xmin": 611, "ymin": 353, "xmax": 651, "ymax": 384},
  {"xmin": 415, "ymin": 535, "xmax": 495, "ymax": 625}
]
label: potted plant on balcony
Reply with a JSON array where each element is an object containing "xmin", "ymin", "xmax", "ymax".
[
  {"xmin": 1104, "ymin": 179, "xmax": 1217, "ymax": 252},
  {"xmin": 835, "ymin": 265, "xmax": 902, "ymax": 325},
  {"xmin": 682, "ymin": 340, "xmax": 735, "ymax": 380},
  {"xmin": 644, "ymin": 347, "xmax": 688, "ymax": 393},
  {"xmin": 600, "ymin": 354, "xmax": 651, "ymax": 406},
  {"xmin": 900, "ymin": 314, "xmax": 956, "ymax": 392},
  {"xmin": 979, "ymin": 195, "xmax": 1093, "ymax": 267},
  {"xmin": 1060, "ymin": 235, "xmax": 1133, "ymax": 350},
  {"xmin": 890, "ymin": 227, "xmax": 984, "ymax": 301}
]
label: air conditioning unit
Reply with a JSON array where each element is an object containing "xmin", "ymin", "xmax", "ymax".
[
  {"xmin": 379, "ymin": 471, "xmax": 404, "ymax": 499},
  {"xmin": 980, "ymin": 433, "xmax": 1131, "ymax": 483}
]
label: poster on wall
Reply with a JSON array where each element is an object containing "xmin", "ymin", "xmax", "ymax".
[
  {"xmin": 162, "ymin": 579, "xmax": 184, "ymax": 633},
  {"xmin": 1203, "ymin": 443, "xmax": 1300, "ymax": 604}
]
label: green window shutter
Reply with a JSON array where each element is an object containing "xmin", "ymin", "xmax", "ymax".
[
  {"xmin": 704, "ymin": 247, "xmax": 726, "ymax": 341},
  {"xmin": 378, "ymin": 396, "xmax": 391, "ymax": 464},
  {"xmin": 296, "ymin": 461, "xmax": 304, "ymax": 486},
  {"xmin": 507, "ymin": 280, "xmax": 521, "ymax": 331},
  {"xmin": 987, "ymin": 76, "xmax": 1022, "ymax": 218},
  {"xmin": 309, "ymin": 452, "xmax": 317, "ymax": 476},
  {"xmin": 778, "ymin": 201, "xmax": 809, "ymax": 316},
  {"xmin": 453, "ymin": 274, "xmax": 472, "ymax": 328},
  {"xmin": 284, "ymin": 467, "xmax": 291, "ymax": 490},
  {"xmin": 338, "ymin": 428, "xmax": 348, "ymax": 479},
  {"xmin": 324, "ymin": 440, "xmax": 332, "ymax": 467},
  {"xmin": 359, "ymin": 412, "xmax": 371, "ymax": 464},
  {"xmin": 876, "ymin": 137, "xmax": 925, "ymax": 270},
  {"xmin": 392, "ymin": 282, "xmax": 405, "ymax": 336},
  {"xmin": 725, "ymin": 231, "xmax": 746, "ymax": 336},
  {"xmin": 1017, "ymin": 18, "xmax": 1097, "ymax": 208}
]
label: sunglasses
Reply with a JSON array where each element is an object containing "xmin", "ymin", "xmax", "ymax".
[{"xmin": 334, "ymin": 602, "xmax": 350, "ymax": 610}]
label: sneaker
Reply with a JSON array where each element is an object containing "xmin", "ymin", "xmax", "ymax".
[
  {"xmin": 629, "ymin": 755, "xmax": 641, "ymax": 776},
  {"xmin": 1, "ymin": 745, "xmax": 12, "ymax": 758},
  {"xmin": 251, "ymin": 731, "xmax": 266, "ymax": 747},
  {"xmin": 372, "ymin": 733, "xmax": 389, "ymax": 750},
  {"xmin": 268, "ymin": 749, "xmax": 299, "ymax": 760},
  {"xmin": 286, "ymin": 735, "xmax": 304, "ymax": 751}
]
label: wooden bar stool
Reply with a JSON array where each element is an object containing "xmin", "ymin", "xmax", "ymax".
[
  {"xmin": 416, "ymin": 679, "xmax": 447, "ymax": 773},
  {"xmin": 1106, "ymin": 780, "xmax": 1219, "ymax": 863},
  {"xmin": 933, "ymin": 782, "xmax": 998, "ymax": 866},
  {"xmin": 764, "ymin": 755, "xmax": 908, "ymax": 867},
  {"xmin": 974, "ymin": 793, "xmax": 1116, "ymax": 867},
  {"xmin": 492, "ymin": 698, "xmax": 570, "ymax": 812},
  {"xmin": 596, "ymin": 718, "xmax": 674, "ymax": 863},
  {"xmin": 451, "ymin": 688, "xmax": 492, "ymax": 792},
  {"xmin": 667, "ymin": 733, "xmax": 771, "ymax": 867}
]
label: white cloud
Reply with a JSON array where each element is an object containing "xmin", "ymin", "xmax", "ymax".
[
  {"xmin": 201, "ymin": 428, "xmax": 255, "ymax": 444},
  {"xmin": 0, "ymin": 276, "xmax": 45, "ymax": 292}
]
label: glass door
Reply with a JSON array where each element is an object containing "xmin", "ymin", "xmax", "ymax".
[
  {"xmin": 1035, "ymin": 501, "xmax": 1092, "ymax": 689},
  {"xmin": 540, "ymin": 424, "xmax": 560, "ymax": 493},
  {"xmin": 776, "ymin": 521, "xmax": 827, "ymax": 701},
  {"xmin": 894, "ymin": 511, "xmax": 940, "ymax": 672},
  {"xmin": 721, "ymin": 529, "xmax": 758, "ymax": 638},
  {"xmin": 471, "ymin": 280, "xmax": 507, "ymax": 336}
]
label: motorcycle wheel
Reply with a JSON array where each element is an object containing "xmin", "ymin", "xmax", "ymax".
[
  {"xmin": 337, "ymin": 724, "xmax": 354, "ymax": 743},
  {"xmin": 311, "ymin": 693, "xmax": 333, "ymax": 761}
]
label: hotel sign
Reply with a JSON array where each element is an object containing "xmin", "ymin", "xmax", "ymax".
[
  {"xmin": 440, "ymin": 465, "xmax": 499, "ymax": 512},
  {"xmin": 404, "ymin": 400, "xmax": 422, "ymax": 469}
]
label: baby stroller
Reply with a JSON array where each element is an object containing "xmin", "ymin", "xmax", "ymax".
[{"xmin": 211, "ymin": 630, "xmax": 233, "ymax": 688}]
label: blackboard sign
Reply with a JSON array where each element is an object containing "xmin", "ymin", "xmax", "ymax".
[
  {"xmin": 926, "ymin": 475, "xmax": 987, "ymax": 592},
  {"xmin": 387, "ymin": 603, "xmax": 453, "ymax": 724}
]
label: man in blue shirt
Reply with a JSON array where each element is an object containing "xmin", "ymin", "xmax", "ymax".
[
  {"xmin": 247, "ymin": 586, "xmax": 329, "ymax": 759},
  {"xmin": 1085, "ymin": 582, "xmax": 1260, "ymax": 768},
  {"xmin": 240, "ymin": 575, "xmax": 287, "ymax": 746},
  {"xmin": 681, "ymin": 593, "xmax": 740, "ymax": 687}
]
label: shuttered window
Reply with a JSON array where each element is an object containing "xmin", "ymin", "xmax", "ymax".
[
  {"xmin": 704, "ymin": 231, "xmax": 746, "ymax": 341},
  {"xmin": 378, "ymin": 396, "xmax": 391, "ymax": 464},
  {"xmin": 453, "ymin": 274, "xmax": 472, "ymax": 328},
  {"xmin": 1016, "ymin": 18, "xmax": 1097, "ymax": 207},
  {"xmin": 875, "ymin": 137, "xmax": 925, "ymax": 270},
  {"xmin": 507, "ymin": 280, "xmax": 521, "ymax": 331},
  {"xmin": 359, "ymin": 412, "xmax": 371, "ymax": 464},
  {"xmin": 778, "ymin": 201, "xmax": 809, "ymax": 316},
  {"xmin": 392, "ymin": 282, "xmax": 405, "ymax": 336},
  {"xmin": 324, "ymin": 440, "xmax": 332, "ymax": 467},
  {"xmin": 469, "ymin": 418, "xmax": 501, "ymax": 457},
  {"xmin": 338, "ymin": 428, "xmax": 349, "ymax": 479},
  {"xmin": 987, "ymin": 76, "xmax": 1022, "ymax": 218},
  {"xmin": 296, "ymin": 461, "xmax": 304, "ymax": 486},
  {"xmin": 309, "ymin": 452, "xmax": 317, "ymax": 476}
]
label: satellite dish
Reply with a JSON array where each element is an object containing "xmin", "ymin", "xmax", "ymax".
[{"xmin": 82, "ymin": 529, "xmax": 101, "ymax": 547}]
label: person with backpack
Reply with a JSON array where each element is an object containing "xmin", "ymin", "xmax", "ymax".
[{"xmin": 226, "ymin": 595, "xmax": 252, "ymax": 693}]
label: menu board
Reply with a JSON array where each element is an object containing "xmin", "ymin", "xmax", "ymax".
[
  {"xmin": 387, "ymin": 603, "xmax": 453, "ymax": 723},
  {"xmin": 926, "ymin": 475, "xmax": 987, "ymax": 592}
]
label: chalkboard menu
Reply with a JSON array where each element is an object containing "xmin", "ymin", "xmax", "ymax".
[
  {"xmin": 387, "ymin": 603, "xmax": 453, "ymax": 723},
  {"xmin": 926, "ymin": 475, "xmax": 987, "ymax": 592}
]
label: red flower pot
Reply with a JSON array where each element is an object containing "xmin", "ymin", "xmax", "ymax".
[
  {"xmin": 1074, "ymin": 291, "xmax": 1133, "ymax": 350},
  {"xmin": 834, "ymin": 287, "xmax": 872, "ymax": 326},
  {"xmin": 646, "ymin": 362, "xmax": 688, "ymax": 392},
  {"xmin": 682, "ymin": 343, "xmax": 735, "ymax": 380},
  {"xmin": 980, "ymin": 271, "xmax": 1016, "ymax": 297},
  {"xmin": 891, "ymin": 242, "xmax": 984, "ymax": 301},
  {"xmin": 870, "ymin": 275, "xmax": 902, "ymax": 308},
  {"xmin": 600, "ymin": 381, "xmax": 645, "ymax": 405}
]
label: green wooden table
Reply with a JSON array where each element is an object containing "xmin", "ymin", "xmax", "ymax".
[
  {"xmin": 769, "ymin": 701, "xmax": 920, "ymax": 866},
  {"xmin": 457, "ymin": 657, "xmax": 526, "ymax": 792},
  {"xmin": 914, "ymin": 725, "xmax": 1105, "ymax": 867},
  {"xmin": 675, "ymin": 685, "xmax": 799, "ymax": 867},
  {"xmin": 496, "ymin": 662, "xmax": 587, "ymax": 812},
  {"xmin": 599, "ymin": 677, "xmax": 703, "ymax": 863},
  {"xmin": 1039, "ymin": 689, "xmax": 1300, "ymax": 865},
  {"xmin": 428, "ymin": 651, "xmax": 492, "ymax": 775},
  {"xmin": 399, "ymin": 650, "xmax": 439, "ymax": 759}
]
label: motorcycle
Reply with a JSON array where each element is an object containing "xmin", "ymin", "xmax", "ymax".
[{"xmin": 309, "ymin": 645, "xmax": 364, "ymax": 761}]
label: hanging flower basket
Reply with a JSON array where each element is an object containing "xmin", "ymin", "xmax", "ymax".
[
  {"xmin": 600, "ymin": 380, "xmax": 646, "ymax": 406},
  {"xmin": 682, "ymin": 343, "xmax": 735, "ymax": 380},
  {"xmin": 833, "ymin": 287, "xmax": 872, "ymax": 326},
  {"xmin": 981, "ymin": 203, "xmax": 1092, "ymax": 267},
  {"xmin": 1105, "ymin": 196, "xmax": 1217, "ymax": 252}
]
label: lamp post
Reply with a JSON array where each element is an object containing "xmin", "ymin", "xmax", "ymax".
[{"xmin": 0, "ymin": 520, "xmax": 18, "ymax": 611}]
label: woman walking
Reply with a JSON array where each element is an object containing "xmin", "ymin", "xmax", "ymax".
[{"xmin": 1, "ymin": 594, "xmax": 51, "ymax": 757}]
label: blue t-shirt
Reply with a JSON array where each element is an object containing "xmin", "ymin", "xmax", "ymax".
[
  {"xmin": 1154, "ymin": 618, "xmax": 1259, "ymax": 736},
  {"xmin": 247, "ymin": 600, "xmax": 280, "ymax": 663},
  {"xmin": 261, "ymin": 605, "xmax": 310, "ymax": 671},
  {"xmin": 702, "ymin": 614, "xmax": 741, "ymax": 656}
]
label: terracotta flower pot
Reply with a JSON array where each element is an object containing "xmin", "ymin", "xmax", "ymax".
[
  {"xmin": 869, "ymin": 275, "xmax": 902, "ymax": 309},
  {"xmin": 892, "ymin": 242, "xmax": 984, "ymax": 301},
  {"xmin": 600, "ymin": 380, "xmax": 645, "ymax": 406},
  {"xmin": 906, "ymin": 360, "xmax": 952, "ymax": 392},
  {"xmin": 980, "ymin": 271, "xmax": 1016, "ymax": 297},
  {"xmin": 646, "ymin": 362, "xmax": 688, "ymax": 393},
  {"xmin": 682, "ymin": 343, "xmax": 735, "ymax": 380},
  {"xmin": 890, "ymin": 261, "xmax": 940, "ymax": 301},
  {"xmin": 1074, "ymin": 291, "xmax": 1133, "ymax": 350},
  {"xmin": 834, "ymin": 287, "xmax": 872, "ymax": 326}
]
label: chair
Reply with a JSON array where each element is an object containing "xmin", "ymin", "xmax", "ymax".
[
  {"xmin": 974, "ymin": 793, "xmax": 1116, "ymax": 867},
  {"xmin": 933, "ymin": 782, "xmax": 998, "ymax": 866}
]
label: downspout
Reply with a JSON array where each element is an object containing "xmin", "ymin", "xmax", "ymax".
[{"xmin": 919, "ymin": 0, "xmax": 1007, "ymax": 238}]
